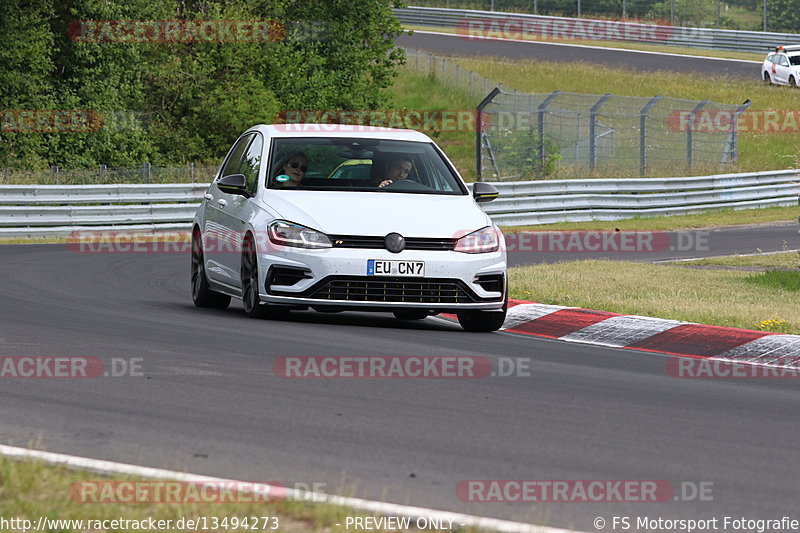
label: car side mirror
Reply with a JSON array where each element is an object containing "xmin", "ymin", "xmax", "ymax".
[
  {"xmin": 217, "ymin": 174, "xmax": 252, "ymax": 197},
  {"xmin": 472, "ymin": 182, "xmax": 499, "ymax": 203}
]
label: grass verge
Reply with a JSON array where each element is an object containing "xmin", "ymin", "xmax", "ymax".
[
  {"xmin": 0, "ymin": 455, "xmax": 480, "ymax": 533},
  {"xmin": 510, "ymin": 259, "xmax": 800, "ymax": 333},
  {"xmin": 388, "ymin": 68, "xmax": 478, "ymax": 180},
  {"xmin": 500, "ymin": 206, "xmax": 797, "ymax": 231}
]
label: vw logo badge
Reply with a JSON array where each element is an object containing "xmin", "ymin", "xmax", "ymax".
[{"xmin": 385, "ymin": 233, "xmax": 405, "ymax": 253}]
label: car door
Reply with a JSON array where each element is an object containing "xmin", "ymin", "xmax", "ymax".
[
  {"xmin": 214, "ymin": 133, "xmax": 264, "ymax": 283},
  {"xmin": 204, "ymin": 133, "xmax": 253, "ymax": 287},
  {"xmin": 776, "ymin": 54, "xmax": 791, "ymax": 84}
]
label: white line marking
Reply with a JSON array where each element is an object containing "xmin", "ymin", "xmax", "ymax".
[
  {"xmin": 409, "ymin": 30, "xmax": 762, "ymax": 64},
  {"xmin": 656, "ymin": 249, "xmax": 800, "ymax": 263},
  {"xmin": 0, "ymin": 444, "xmax": 586, "ymax": 533}
]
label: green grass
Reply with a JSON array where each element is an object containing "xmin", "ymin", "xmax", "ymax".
[
  {"xmin": 450, "ymin": 57, "xmax": 800, "ymax": 176},
  {"xmin": 0, "ymin": 455, "xmax": 482, "ymax": 533},
  {"xmin": 511, "ymin": 259, "xmax": 800, "ymax": 333},
  {"xmin": 745, "ymin": 269, "xmax": 800, "ymax": 291},
  {"xmin": 500, "ymin": 205, "xmax": 798, "ymax": 231},
  {"xmin": 387, "ymin": 68, "xmax": 478, "ymax": 180}
]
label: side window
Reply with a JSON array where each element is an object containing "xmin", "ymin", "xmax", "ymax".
[
  {"xmin": 219, "ymin": 134, "xmax": 252, "ymax": 180},
  {"xmin": 240, "ymin": 134, "xmax": 263, "ymax": 194},
  {"xmin": 767, "ymin": 54, "xmax": 775, "ymax": 63},
  {"xmin": 779, "ymin": 55, "xmax": 790, "ymax": 67}
]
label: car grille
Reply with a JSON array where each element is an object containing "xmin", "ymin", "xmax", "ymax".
[
  {"xmin": 280, "ymin": 276, "xmax": 486, "ymax": 304},
  {"xmin": 328, "ymin": 235, "xmax": 456, "ymax": 251}
]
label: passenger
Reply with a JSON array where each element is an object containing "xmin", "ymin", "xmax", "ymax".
[
  {"xmin": 273, "ymin": 152, "xmax": 308, "ymax": 187},
  {"xmin": 377, "ymin": 155, "xmax": 413, "ymax": 188}
]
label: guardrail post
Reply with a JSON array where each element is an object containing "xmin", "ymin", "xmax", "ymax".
[
  {"xmin": 686, "ymin": 100, "xmax": 709, "ymax": 171},
  {"xmin": 190, "ymin": 162, "xmax": 195, "ymax": 181},
  {"xmin": 476, "ymin": 87, "xmax": 502, "ymax": 180},
  {"xmin": 538, "ymin": 91, "xmax": 561, "ymax": 169},
  {"xmin": 143, "ymin": 162, "xmax": 151, "ymax": 184},
  {"xmin": 639, "ymin": 95, "xmax": 662, "ymax": 176},
  {"xmin": 589, "ymin": 94, "xmax": 612, "ymax": 170}
]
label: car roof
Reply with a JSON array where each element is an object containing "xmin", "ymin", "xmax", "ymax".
[{"xmin": 247, "ymin": 124, "xmax": 434, "ymax": 142}]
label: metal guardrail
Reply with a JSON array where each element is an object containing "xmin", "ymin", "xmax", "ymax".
[
  {"xmin": 473, "ymin": 169, "xmax": 800, "ymax": 225},
  {"xmin": 396, "ymin": 6, "xmax": 800, "ymax": 54},
  {"xmin": 0, "ymin": 170, "xmax": 797, "ymax": 237},
  {"xmin": 0, "ymin": 183, "xmax": 206, "ymax": 239}
]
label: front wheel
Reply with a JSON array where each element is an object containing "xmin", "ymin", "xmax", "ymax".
[
  {"xmin": 457, "ymin": 297, "xmax": 507, "ymax": 332},
  {"xmin": 191, "ymin": 229, "xmax": 231, "ymax": 309},
  {"xmin": 241, "ymin": 236, "xmax": 289, "ymax": 320},
  {"xmin": 791, "ymin": 76, "xmax": 797, "ymax": 88},
  {"xmin": 763, "ymin": 71, "xmax": 772, "ymax": 84}
]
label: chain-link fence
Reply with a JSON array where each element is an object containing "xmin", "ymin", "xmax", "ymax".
[
  {"xmin": 404, "ymin": 49, "xmax": 750, "ymax": 179},
  {"xmin": 478, "ymin": 89, "xmax": 750, "ymax": 179},
  {"xmin": 0, "ymin": 163, "xmax": 218, "ymax": 185}
]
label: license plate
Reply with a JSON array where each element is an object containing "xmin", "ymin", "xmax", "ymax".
[{"xmin": 367, "ymin": 259, "xmax": 425, "ymax": 277}]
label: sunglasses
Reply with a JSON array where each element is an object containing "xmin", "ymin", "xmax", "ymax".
[{"xmin": 289, "ymin": 161, "xmax": 308, "ymax": 172}]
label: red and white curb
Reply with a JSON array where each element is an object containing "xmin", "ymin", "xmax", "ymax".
[{"xmin": 501, "ymin": 300, "xmax": 800, "ymax": 368}]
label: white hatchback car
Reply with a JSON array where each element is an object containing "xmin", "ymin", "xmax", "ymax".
[
  {"xmin": 762, "ymin": 45, "xmax": 800, "ymax": 86},
  {"xmin": 191, "ymin": 125, "xmax": 507, "ymax": 332}
]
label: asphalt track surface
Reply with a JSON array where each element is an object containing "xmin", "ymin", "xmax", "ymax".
[
  {"xmin": 1, "ymin": 242, "xmax": 799, "ymax": 530},
  {"xmin": 398, "ymin": 32, "xmax": 760, "ymax": 80}
]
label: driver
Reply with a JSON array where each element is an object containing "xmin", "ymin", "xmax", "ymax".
[{"xmin": 377, "ymin": 155, "xmax": 413, "ymax": 188}]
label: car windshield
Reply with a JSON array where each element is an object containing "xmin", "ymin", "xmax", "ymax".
[
  {"xmin": 790, "ymin": 54, "xmax": 800, "ymax": 66},
  {"xmin": 267, "ymin": 137, "xmax": 467, "ymax": 195}
]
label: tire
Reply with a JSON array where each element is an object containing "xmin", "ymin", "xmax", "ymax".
[
  {"xmin": 764, "ymin": 71, "xmax": 772, "ymax": 84},
  {"xmin": 791, "ymin": 76, "xmax": 797, "ymax": 88},
  {"xmin": 191, "ymin": 229, "xmax": 231, "ymax": 309},
  {"xmin": 457, "ymin": 296, "xmax": 508, "ymax": 333},
  {"xmin": 241, "ymin": 235, "xmax": 288, "ymax": 320},
  {"xmin": 393, "ymin": 309, "xmax": 429, "ymax": 320}
]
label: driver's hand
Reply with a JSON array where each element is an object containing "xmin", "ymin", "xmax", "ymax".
[{"xmin": 378, "ymin": 179, "xmax": 393, "ymax": 188}]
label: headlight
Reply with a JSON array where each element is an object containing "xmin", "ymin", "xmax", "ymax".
[
  {"xmin": 268, "ymin": 220, "xmax": 332, "ymax": 249},
  {"xmin": 454, "ymin": 226, "xmax": 500, "ymax": 254}
]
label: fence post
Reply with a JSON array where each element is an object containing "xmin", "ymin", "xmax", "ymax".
[
  {"xmin": 51, "ymin": 165, "xmax": 59, "ymax": 184},
  {"xmin": 589, "ymin": 94, "xmax": 612, "ymax": 170},
  {"xmin": 686, "ymin": 100, "xmax": 709, "ymax": 171},
  {"xmin": 143, "ymin": 162, "xmax": 151, "ymax": 183},
  {"xmin": 724, "ymin": 99, "xmax": 751, "ymax": 164},
  {"xmin": 2, "ymin": 168, "xmax": 8, "ymax": 184},
  {"xmin": 190, "ymin": 161, "xmax": 195, "ymax": 181},
  {"xmin": 537, "ymin": 91, "xmax": 561, "ymax": 168},
  {"xmin": 639, "ymin": 96, "xmax": 662, "ymax": 176},
  {"xmin": 476, "ymin": 87, "xmax": 502, "ymax": 181}
]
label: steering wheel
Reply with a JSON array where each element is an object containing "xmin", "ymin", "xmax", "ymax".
[{"xmin": 383, "ymin": 179, "xmax": 431, "ymax": 191}]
